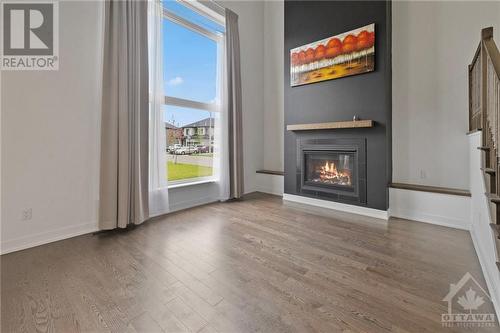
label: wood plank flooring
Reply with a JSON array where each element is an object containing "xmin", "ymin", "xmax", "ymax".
[{"xmin": 1, "ymin": 192, "xmax": 498, "ymax": 332}]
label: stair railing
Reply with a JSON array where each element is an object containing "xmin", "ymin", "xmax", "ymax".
[{"xmin": 469, "ymin": 27, "xmax": 500, "ymax": 199}]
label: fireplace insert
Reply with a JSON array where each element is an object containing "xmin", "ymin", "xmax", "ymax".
[
  {"xmin": 304, "ymin": 151, "xmax": 355, "ymax": 188},
  {"xmin": 297, "ymin": 138, "xmax": 366, "ymax": 204}
]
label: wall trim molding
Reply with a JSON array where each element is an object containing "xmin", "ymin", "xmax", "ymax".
[
  {"xmin": 1, "ymin": 221, "xmax": 98, "ymax": 255},
  {"xmin": 389, "ymin": 188, "xmax": 471, "ymax": 231},
  {"xmin": 283, "ymin": 193, "xmax": 389, "ymax": 220}
]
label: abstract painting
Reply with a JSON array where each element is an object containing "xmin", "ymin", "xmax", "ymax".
[{"xmin": 290, "ymin": 24, "xmax": 375, "ymax": 86}]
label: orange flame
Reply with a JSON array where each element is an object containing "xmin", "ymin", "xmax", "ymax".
[{"xmin": 317, "ymin": 161, "xmax": 351, "ymax": 185}]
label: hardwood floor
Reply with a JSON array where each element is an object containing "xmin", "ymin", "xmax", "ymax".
[{"xmin": 1, "ymin": 193, "xmax": 497, "ymax": 332}]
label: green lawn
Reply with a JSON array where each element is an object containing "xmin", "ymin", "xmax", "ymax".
[{"xmin": 167, "ymin": 161, "xmax": 213, "ymax": 181}]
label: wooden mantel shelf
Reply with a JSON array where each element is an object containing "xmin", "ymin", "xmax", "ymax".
[{"xmin": 286, "ymin": 120, "xmax": 374, "ymax": 131}]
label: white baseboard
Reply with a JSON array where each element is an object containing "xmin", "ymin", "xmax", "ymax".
[
  {"xmin": 1, "ymin": 221, "xmax": 98, "ymax": 255},
  {"xmin": 283, "ymin": 193, "xmax": 389, "ymax": 220},
  {"xmin": 255, "ymin": 173, "xmax": 284, "ymax": 196},
  {"xmin": 389, "ymin": 188, "xmax": 471, "ymax": 230}
]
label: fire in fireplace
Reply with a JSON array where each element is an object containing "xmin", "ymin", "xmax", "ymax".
[
  {"xmin": 313, "ymin": 160, "xmax": 351, "ymax": 185},
  {"xmin": 305, "ymin": 153, "xmax": 354, "ymax": 187},
  {"xmin": 297, "ymin": 138, "xmax": 366, "ymax": 204}
]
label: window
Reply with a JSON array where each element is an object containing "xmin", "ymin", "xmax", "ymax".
[{"xmin": 162, "ymin": 0, "xmax": 224, "ymax": 186}]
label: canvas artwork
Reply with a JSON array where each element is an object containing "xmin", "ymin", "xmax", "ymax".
[{"xmin": 290, "ymin": 24, "xmax": 375, "ymax": 86}]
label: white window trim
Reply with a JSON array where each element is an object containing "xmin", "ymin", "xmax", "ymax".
[
  {"xmin": 164, "ymin": 96, "xmax": 217, "ymax": 113},
  {"xmin": 178, "ymin": 0, "xmax": 225, "ymax": 26},
  {"xmin": 168, "ymin": 177, "xmax": 217, "ymax": 189},
  {"xmin": 163, "ymin": 6, "xmax": 223, "ymax": 43}
]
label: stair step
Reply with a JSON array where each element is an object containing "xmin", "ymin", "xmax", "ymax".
[
  {"xmin": 482, "ymin": 167, "xmax": 496, "ymax": 175},
  {"xmin": 478, "ymin": 146, "xmax": 491, "ymax": 151},
  {"xmin": 486, "ymin": 192, "xmax": 500, "ymax": 203}
]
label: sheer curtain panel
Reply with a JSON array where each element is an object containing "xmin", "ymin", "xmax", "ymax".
[{"xmin": 148, "ymin": 0, "xmax": 170, "ymax": 217}]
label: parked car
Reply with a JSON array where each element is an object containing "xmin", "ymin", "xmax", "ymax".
[
  {"xmin": 195, "ymin": 145, "xmax": 210, "ymax": 153},
  {"xmin": 174, "ymin": 146, "xmax": 197, "ymax": 155},
  {"xmin": 167, "ymin": 143, "xmax": 181, "ymax": 153}
]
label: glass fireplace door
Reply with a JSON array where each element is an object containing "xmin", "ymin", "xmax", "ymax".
[{"xmin": 304, "ymin": 151, "xmax": 355, "ymax": 189}]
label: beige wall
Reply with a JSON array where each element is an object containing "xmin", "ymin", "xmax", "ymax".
[{"xmin": 392, "ymin": 1, "xmax": 500, "ymax": 189}]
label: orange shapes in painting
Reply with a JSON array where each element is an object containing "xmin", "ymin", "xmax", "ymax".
[
  {"xmin": 341, "ymin": 34, "xmax": 358, "ymax": 54},
  {"xmin": 298, "ymin": 50, "xmax": 306, "ymax": 65},
  {"xmin": 305, "ymin": 48, "xmax": 315, "ymax": 63},
  {"xmin": 314, "ymin": 44, "xmax": 326, "ymax": 61},
  {"xmin": 356, "ymin": 30, "xmax": 375, "ymax": 51},
  {"xmin": 290, "ymin": 24, "xmax": 375, "ymax": 86},
  {"xmin": 325, "ymin": 38, "xmax": 342, "ymax": 59}
]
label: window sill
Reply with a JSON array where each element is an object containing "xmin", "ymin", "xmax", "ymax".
[{"xmin": 168, "ymin": 178, "xmax": 217, "ymax": 189}]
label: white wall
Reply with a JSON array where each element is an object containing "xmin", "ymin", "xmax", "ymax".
[
  {"xmin": 389, "ymin": 188, "xmax": 471, "ymax": 230},
  {"xmin": 392, "ymin": 1, "xmax": 500, "ymax": 189},
  {"xmin": 255, "ymin": 172, "xmax": 283, "ymax": 196},
  {"xmin": 1, "ymin": 1, "xmax": 103, "ymax": 253},
  {"xmin": 263, "ymin": 0, "xmax": 284, "ymax": 172},
  {"xmin": 219, "ymin": 1, "xmax": 265, "ymax": 193}
]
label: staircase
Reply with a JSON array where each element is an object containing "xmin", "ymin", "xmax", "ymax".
[{"xmin": 470, "ymin": 27, "xmax": 500, "ymax": 264}]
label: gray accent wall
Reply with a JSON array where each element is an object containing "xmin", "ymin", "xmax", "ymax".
[{"xmin": 284, "ymin": 0, "xmax": 392, "ymax": 210}]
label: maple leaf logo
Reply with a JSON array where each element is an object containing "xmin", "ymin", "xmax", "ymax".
[{"xmin": 457, "ymin": 288, "xmax": 485, "ymax": 313}]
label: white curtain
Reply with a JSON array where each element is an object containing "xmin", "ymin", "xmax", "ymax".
[
  {"xmin": 215, "ymin": 34, "xmax": 229, "ymax": 200},
  {"xmin": 148, "ymin": 0, "xmax": 169, "ymax": 216}
]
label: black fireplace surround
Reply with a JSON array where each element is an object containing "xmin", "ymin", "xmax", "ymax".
[
  {"xmin": 297, "ymin": 138, "xmax": 367, "ymax": 204},
  {"xmin": 284, "ymin": 0, "xmax": 391, "ymax": 210}
]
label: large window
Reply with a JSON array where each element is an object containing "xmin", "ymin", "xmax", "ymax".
[{"xmin": 162, "ymin": 1, "xmax": 224, "ymax": 186}]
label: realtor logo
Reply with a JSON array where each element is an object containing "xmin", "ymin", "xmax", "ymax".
[
  {"xmin": 442, "ymin": 272, "xmax": 497, "ymax": 328},
  {"xmin": 1, "ymin": 1, "xmax": 59, "ymax": 70}
]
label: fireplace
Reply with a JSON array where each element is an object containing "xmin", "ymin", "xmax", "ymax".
[
  {"xmin": 304, "ymin": 151, "xmax": 354, "ymax": 187},
  {"xmin": 297, "ymin": 138, "xmax": 366, "ymax": 204}
]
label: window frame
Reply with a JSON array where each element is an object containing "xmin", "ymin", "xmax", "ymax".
[{"xmin": 162, "ymin": 2, "xmax": 224, "ymax": 188}]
